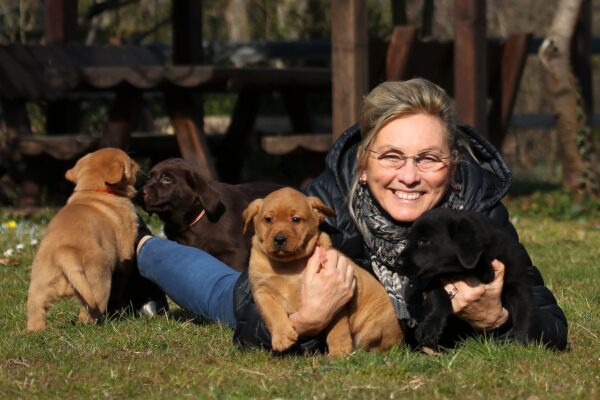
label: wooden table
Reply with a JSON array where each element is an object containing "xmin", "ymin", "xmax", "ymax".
[{"xmin": 0, "ymin": 44, "xmax": 331, "ymax": 205}]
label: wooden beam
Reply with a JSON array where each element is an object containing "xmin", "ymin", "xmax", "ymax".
[
  {"xmin": 386, "ymin": 26, "xmax": 419, "ymax": 81},
  {"xmin": 216, "ymin": 90, "xmax": 260, "ymax": 183},
  {"xmin": 172, "ymin": 0, "xmax": 204, "ymax": 65},
  {"xmin": 331, "ymin": 0, "xmax": 368, "ymax": 139},
  {"xmin": 44, "ymin": 0, "xmax": 78, "ymax": 44},
  {"xmin": 454, "ymin": 0, "xmax": 487, "ymax": 135},
  {"xmin": 101, "ymin": 89, "xmax": 142, "ymax": 149},
  {"xmin": 165, "ymin": 90, "xmax": 217, "ymax": 180},
  {"xmin": 488, "ymin": 34, "xmax": 531, "ymax": 150}
]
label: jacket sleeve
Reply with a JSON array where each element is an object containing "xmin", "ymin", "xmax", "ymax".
[
  {"xmin": 485, "ymin": 203, "xmax": 569, "ymax": 350},
  {"xmin": 232, "ymin": 272, "xmax": 326, "ymax": 354},
  {"xmin": 304, "ymin": 170, "xmax": 371, "ymax": 269}
]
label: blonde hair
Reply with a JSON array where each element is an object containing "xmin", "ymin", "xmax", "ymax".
[{"xmin": 349, "ymin": 78, "xmax": 459, "ymax": 228}]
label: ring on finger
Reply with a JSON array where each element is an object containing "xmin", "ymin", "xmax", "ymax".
[{"xmin": 447, "ymin": 287, "xmax": 458, "ymax": 300}]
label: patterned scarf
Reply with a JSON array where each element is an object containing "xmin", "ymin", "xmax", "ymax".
[
  {"xmin": 352, "ymin": 184, "xmax": 462, "ymax": 326},
  {"xmin": 351, "ymin": 182, "xmax": 414, "ymax": 322}
]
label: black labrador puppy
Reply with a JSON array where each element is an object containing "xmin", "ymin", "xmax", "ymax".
[
  {"xmin": 142, "ymin": 158, "xmax": 282, "ymax": 271},
  {"xmin": 397, "ymin": 208, "xmax": 539, "ymax": 348}
]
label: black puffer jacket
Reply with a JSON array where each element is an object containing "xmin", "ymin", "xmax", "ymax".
[{"xmin": 233, "ymin": 124, "xmax": 568, "ymax": 351}]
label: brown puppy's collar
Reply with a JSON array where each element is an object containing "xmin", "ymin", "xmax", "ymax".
[
  {"xmin": 189, "ymin": 209, "xmax": 206, "ymax": 228},
  {"xmin": 74, "ymin": 188, "xmax": 125, "ymax": 197}
]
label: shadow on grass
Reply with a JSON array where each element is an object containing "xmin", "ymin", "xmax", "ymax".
[{"xmin": 508, "ymin": 179, "xmax": 561, "ymax": 197}]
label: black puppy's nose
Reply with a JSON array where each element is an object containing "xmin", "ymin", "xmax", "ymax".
[{"xmin": 273, "ymin": 234, "xmax": 287, "ymax": 248}]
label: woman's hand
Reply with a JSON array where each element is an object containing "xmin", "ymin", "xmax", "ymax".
[
  {"xmin": 441, "ymin": 259, "xmax": 509, "ymax": 330},
  {"xmin": 289, "ymin": 247, "xmax": 356, "ymax": 336}
]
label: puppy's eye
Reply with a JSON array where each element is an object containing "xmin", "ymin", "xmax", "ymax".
[
  {"xmin": 291, "ymin": 216, "xmax": 301, "ymax": 224},
  {"xmin": 264, "ymin": 216, "xmax": 273, "ymax": 224},
  {"xmin": 417, "ymin": 239, "xmax": 430, "ymax": 246},
  {"xmin": 159, "ymin": 174, "xmax": 172, "ymax": 184}
]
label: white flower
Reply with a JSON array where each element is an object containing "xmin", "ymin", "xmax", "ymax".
[
  {"xmin": 3, "ymin": 249, "xmax": 14, "ymax": 257},
  {"xmin": 30, "ymin": 239, "xmax": 38, "ymax": 246},
  {"xmin": 15, "ymin": 244, "xmax": 25, "ymax": 252}
]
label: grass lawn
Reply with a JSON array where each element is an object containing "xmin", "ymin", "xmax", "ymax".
[{"xmin": 0, "ymin": 197, "xmax": 599, "ymax": 399}]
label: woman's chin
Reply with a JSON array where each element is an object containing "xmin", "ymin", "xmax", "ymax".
[{"xmin": 384, "ymin": 196, "xmax": 431, "ymax": 223}]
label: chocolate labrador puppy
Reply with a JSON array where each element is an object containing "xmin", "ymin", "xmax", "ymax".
[
  {"xmin": 142, "ymin": 158, "xmax": 282, "ymax": 271},
  {"xmin": 397, "ymin": 208, "xmax": 539, "ymax": 348}
]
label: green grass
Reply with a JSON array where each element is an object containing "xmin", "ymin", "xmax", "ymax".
[{"xmin": 1, "ymin": 200, "xmax": 599, "ymax": 399}]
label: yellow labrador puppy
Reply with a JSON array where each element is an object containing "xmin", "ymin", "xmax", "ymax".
[{"xmin": 26, "ymin": 148, "xmax": 139, "ymax": 331}]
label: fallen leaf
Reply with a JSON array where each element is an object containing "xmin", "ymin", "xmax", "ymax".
[{"xmin": 0, "ymin": 257, "xmax": 19, "ymax": 266}]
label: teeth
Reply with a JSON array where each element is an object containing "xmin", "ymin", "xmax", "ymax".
[{"xmin": 394, "ymin": 191, "xmax": 421, "ymax": 200}]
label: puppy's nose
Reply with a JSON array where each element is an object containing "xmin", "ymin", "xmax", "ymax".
[{"xmin": 273, "ymin": 234, "xmax": 287, "ymax": 248}]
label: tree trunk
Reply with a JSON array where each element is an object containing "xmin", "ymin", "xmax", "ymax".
[
  {"xmin": 538, "ymin": 0, "xmax": 598, "ymax": 195},
  {"xmin": 225, "ymin": 0, "xmax": 250, "ymax": 40}
]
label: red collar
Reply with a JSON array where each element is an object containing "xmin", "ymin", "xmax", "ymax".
[
  {"xmin": 189, "ymin": 209, "xmax": 206, "ymax": 228},
  {"xmin": 74, "ymin": 188, "xmax": 124, "ymax": 196}
]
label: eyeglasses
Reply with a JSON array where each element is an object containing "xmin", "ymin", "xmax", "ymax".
[{"xmin": 368, "ymin": 149, "xmax": 452, "ymax": 172}]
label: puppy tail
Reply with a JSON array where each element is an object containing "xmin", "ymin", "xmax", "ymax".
[{"xmin": 56, "ymin": 251, "xmax": 101, "ymax": 316}]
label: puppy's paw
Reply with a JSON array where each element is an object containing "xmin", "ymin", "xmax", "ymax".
[
  {"xmin": 327, "ymin": 341, "xmax": 353, "ymax": 357},
  {"xmin": 79, "ymin": 307, "xmax": 94, "ymax": 324},
  {"xmin": 326, "ymin": 330, "xmax": 353, "ymax": 356},
  {"xmin": 26, "ymin": 318, "xmax": 46, "ymax": 332},
  {"xmin": 271, "ymin": 327, "xmax": 299, "ymax": 352}
]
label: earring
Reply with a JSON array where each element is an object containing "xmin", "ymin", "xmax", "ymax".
[{"xmin": 359, "ymin": 178, "xmax": 367, "ymax": 186}]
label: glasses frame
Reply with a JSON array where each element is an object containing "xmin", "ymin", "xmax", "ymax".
[{"xmin": 367, "ymin": 149, "xmax": 453, "ymax": 173}]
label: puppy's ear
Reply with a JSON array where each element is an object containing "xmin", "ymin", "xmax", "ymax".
[
  {"xmin": 105, "ymin": 160, "xmax": 126, "ymax": 185},
  {"xmin": 183, "ymin": 166, "xmax": 221, "ymax": 214},
  {"xmin": 124, "ymin": 158, "xmax": 140, "ymax": 183},
  {"xmin": 65, "ymin": 167, "xmax": 77, "ymax": 183},
  {"xmin": 308, "ymin": 196, "xmax": 336, "ymax": 223},
  {"xmin": 242, "ymin": 198, "xmax": 263, "ymax": 234},
  {"xmin": 455, "ymin": 218, "xmax": 483, "ymax": 269},
  {"xmin": 65, "ymin": 153, "xmax": 88, "ymax": 183}
]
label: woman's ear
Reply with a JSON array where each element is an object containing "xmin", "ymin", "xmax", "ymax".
[{"xmin": 359, "ymin": 170, "xmax": 367, "ymax": 183}]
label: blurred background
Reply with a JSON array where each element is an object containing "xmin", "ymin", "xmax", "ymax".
[{"xmin": 0, "ymin": 0, "xmax": 598, "ymax": 214}]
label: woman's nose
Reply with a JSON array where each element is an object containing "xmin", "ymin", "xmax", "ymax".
[{"xmin": 395, "ymin": 160, "xmax": 421, "ymax": 185}]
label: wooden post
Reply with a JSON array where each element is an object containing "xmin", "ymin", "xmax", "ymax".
[
  {"xmin": 386, "ymin": 26, "xmax": 419, "ymax": 81},
  {"xmin": 170, "ymin": 1, "xmax": 217, "ymax": 179},
  {"xmin": 488, "ymin": 34, "xmax": 532, "ymax": 150},
  {"xmin": 101, "ymin": 89, "xmax": 142, "ymax": 149},
  {"xmin": 331, "ymin": 0, "xmax": 368, "ymax": 139},
  {"xmin": 172, "ymin": 0, "xmax": 204, "ymax": 65},
  {"xmin": 454, "ymin": 0, "xmax": 487, "ymax": 135},
  {"xmin": 44, "ymin": 0, "xmax": 80, "ymax": 135},
  {"xmin": 44, "ymin": 0, "xmax": 78, "ymax": 44},
  {"xmin": 165, "ymin": 90, "xmax": 217, "ymax": 180}
]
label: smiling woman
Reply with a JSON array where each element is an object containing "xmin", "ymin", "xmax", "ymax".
[{"xmin": 133, "ymin": 78, "xmax": 567, "ymax": 354}]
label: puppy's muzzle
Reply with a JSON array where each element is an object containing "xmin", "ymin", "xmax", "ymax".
[{"xmin": 273, "ymin": 233, "xmax": 288, "ymax": 250}]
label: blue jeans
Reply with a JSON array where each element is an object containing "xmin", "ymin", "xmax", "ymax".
[{"xmin": 137, "ymin": 237, "xmax": 240, "ymax": 328}]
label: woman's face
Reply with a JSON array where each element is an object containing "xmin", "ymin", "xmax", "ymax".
[{"xmin": 360, "ymin": 114, "xmax": 452, "ymax": 223}]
